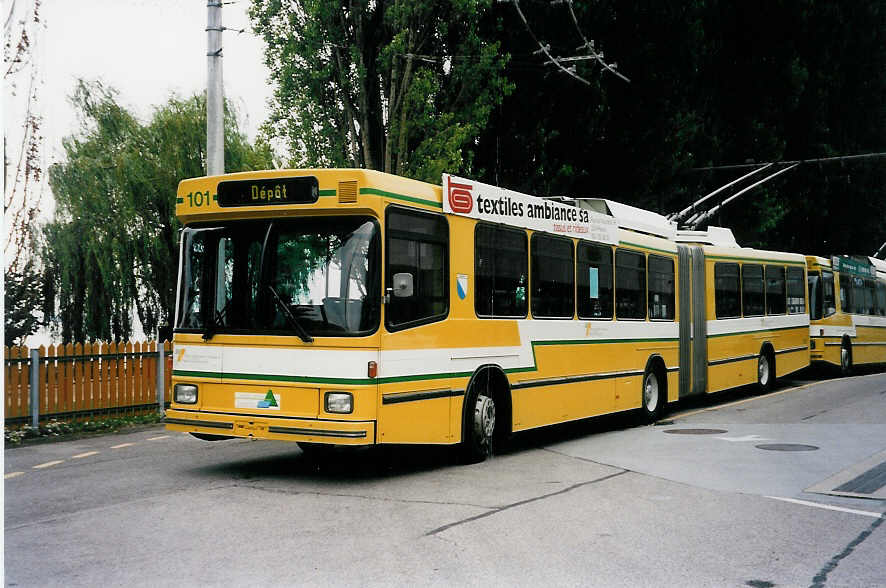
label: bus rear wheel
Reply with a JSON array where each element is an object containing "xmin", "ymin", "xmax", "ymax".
[
  {"xmin": 641, "ymin": 368, "xmax": 662, "ymax": 423},
  {"xmin": 461, "ymin": 387, "xmax": 496, "ymax": 463},
  {"xmin": 757, "ymin": 351, "xmax": 773, "ymax": 393}
]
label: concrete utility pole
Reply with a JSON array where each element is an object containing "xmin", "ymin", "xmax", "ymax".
[{"xmin": 207, "ymin": 1, "xmax": 225, "ymax": 175}]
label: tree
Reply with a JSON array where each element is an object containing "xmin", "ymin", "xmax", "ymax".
[
  {"xmin": 41, "ymin": 81, "xmax": 274, "ymax": 343},
  {"xmin": 4, "ymin": 0, "xmax": 46, "ymax": 345},
  {"xmin": 249, "ymin": 0, "xmax": 512, "ymax": 182}
]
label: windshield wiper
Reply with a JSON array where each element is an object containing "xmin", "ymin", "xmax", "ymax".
[
  {"xmin": 267, "ymin": 285, "xmax": 314, "ymax": 343},
  {"xmin": 202, "ymin": 299, "xmax": 232, "ymax": 341}
]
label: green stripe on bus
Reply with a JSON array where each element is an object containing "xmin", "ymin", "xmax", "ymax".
[
  {"xmin": 708, "ymin": 324, "xmax": 807, "ymax": 338},
  {"xmin": 706, "ymin": 254, "xmax": 806, "ymax": 267},
  {"xmin": 172, "ymin": 336, "xmax": 680, "ymax": 387},
  {"xmin": 359, "ymin": 187, "xmax": 442, "ymax": 208},
  {"xmin": 318, "ymin": 189, "xmax": 337, "ymax": 197},
  {"xmin": 618, "ymin": 241, "xmax": 677, "ymax": 256}
]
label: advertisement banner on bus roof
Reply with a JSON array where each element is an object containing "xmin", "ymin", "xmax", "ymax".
[{"xmin": 442, "ymin": 174, "xmax": 618, "ymax": 244}]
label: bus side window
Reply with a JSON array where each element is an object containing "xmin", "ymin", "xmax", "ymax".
[
  {"xmin": 530, "ymin": 233, "xmax": 574, "ymax": 319},
  {"xmin": 766, "ymin": 265, "xmax": 786, "ymax": 315},
  {"xmin": 615, "ymin": 249, "xmax": 646, "ymax": 320},
  {"xmin": 876, "ymin": 281, "xmax": 886, "ymax": 317},
  {"xmin": 822, "ymin": 270, "xmax": 836, "ymax": 316},
  {"xmin": 742, "ymin": 264, "xmax": 764, "ymax": 317},
  {"xmin": 807, "ymin": 271, "xmax": 822, "ymax": 320},
  {"xmin": 648, "ymin": 255, "xmax": 675, "ymax": 320},
  {"xmin": 839, "ymin": 273, "xmax": 852, "ymax": 313},
  {"xmin": 475, "ymin": 224, "xmax": 528, "ymax": 318},
  {"xmin": 385, "ymin": 207, "xmax": 449, "ymax": 330},
  {"xmin": 786, "ymin": 267, "xmax": 806, "ymax": 314},
  {"xmin": 577, "ymin": 243, "xmax": 613, "ymax": 319},
  {"xmin": 714, "ymin": 262, "xmax": 741, "ymax": 319},
  {"xmin": 864, "ymin": 279, "xmax": 876, "ymax": 315}
]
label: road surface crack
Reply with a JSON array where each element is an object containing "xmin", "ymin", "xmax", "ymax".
[
  {"xmin": 808, "ymin": 514, "xmax": 884, "ymax": 587},
  {"xmin": 424, "ymin": 469, "xmax": 628, "ymax": 536},
  {"xmin": 240, "ymin": 483, "xmax": 496, "ymax": 510}
]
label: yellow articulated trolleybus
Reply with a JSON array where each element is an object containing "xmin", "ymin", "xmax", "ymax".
[
  {"xmin": 165, "ymin": 169, "xmax": 810, "ymax": 461},
  {"xmin": 806, "ymin": 254, "xmax": 886, "ymax": 373}
]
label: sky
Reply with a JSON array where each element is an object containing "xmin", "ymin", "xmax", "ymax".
[
  {"xmin": 32, "ymin": 0, "xmax": 270, "ymax": 165},
  {"xmin": 4, "ymin": 0, "xmax": 273, "ymax": 345}
]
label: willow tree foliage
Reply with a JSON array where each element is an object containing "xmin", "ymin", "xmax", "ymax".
[
  {"xmin": 250, "ymin": 0, "xmax": 512, "ymax": 182},
  {"xmin": 42, "ymin": 81, "xmax": 273, "ymax": 343}
]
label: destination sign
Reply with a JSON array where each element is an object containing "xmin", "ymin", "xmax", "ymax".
[
  {"xmin": 442, "ymin": 174, "xmax": 618, "ymax": 244},
  {"xmin": 831, "ymin": 255, "xmax": 876, "ymax": 278},
  {"xmin": 217, "ymin": 176, "xmax": 319, "ymax": 207}
]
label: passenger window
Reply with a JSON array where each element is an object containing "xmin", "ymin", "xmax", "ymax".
[
  {"xmin": 615, "ymin": 249, "xmax": 646, "ymax": 320},
  {"xmin": 577, "ymin": 243, "xmax": 613, "ymax": 319},
  {"xmin": 786, "ymin": 267, "xmax": 806, "ymax": 314},
  {"xmin": 839, "ymin": 274, "xmax": 853, "ymax": 313},
  {"xmin": 742, "ymin": 264, "xmax": 764, "ymax": 317},
  {"xmin": 715, "ymin": 263, "xmax": 741, "ymax": 318},
  {"xmin": 475, "ymin": 225, "xmax": 528, "ymax": 318},
  {"xmin": 648, "ymin": 255, "xmax": 675, "ymax": 320},
  {"xmin": 822, "ymin": 270, "xmax": 836, "ymax": 317},
  {"xmin": 862, "ymin": 279, "xmax": 875, "ymax": 315},
  {"xmin": 766, "ymin": 266, "xmax": 786, "ymax": 315},
  {"xmin": 386, "ymin": 208, "xmax": 448, "ymax": 329},
  {"xmin": 876, "ymin": 282, "xmax": 886, "ymax": 316},
  {"xmin": 531, "ymin": 234, "xmax": 574, "ymax": 318}
]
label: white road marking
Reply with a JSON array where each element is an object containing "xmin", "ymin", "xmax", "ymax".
[
  {"xmin": 33, "ymin": 460, "xmax": 64, "ymax": 469},
  {"xmin": 146, "ymin": 435, "xmax": 169, "ymax": 441},
  {"xmin": 766, "ymin": 496, "xmax": 884, "ymax": 519},
  {"xmin": 71, "ymin": 451, "xmax": 100, "ymax": 459},
  {"xmin": 5, "ymin": 471, "xmax": 25, "ymax": 479},
  {"xmin": 715, "ymin": 434, "xmax": 773, "ymax": 443},
  {"xmin": 111, "ymin": 443, "xmax": 135, "ymax": 449}
]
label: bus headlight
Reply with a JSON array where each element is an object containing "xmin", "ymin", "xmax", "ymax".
[
  {"xmin": 325, "ymin": 391, "xmax": 353, "ymax": 414},
  {"xmin": 174, "ymin": 384, "xmax": 198, "ymax": 404}
]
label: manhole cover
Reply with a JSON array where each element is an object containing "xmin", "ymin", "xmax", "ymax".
[
  {"xmin": 663, "ymin": 428, "xmax": 728, "ymax": 435},
  {"xmin": 756, "ymin": 443, "xmax": 819, "ymax": 452}
]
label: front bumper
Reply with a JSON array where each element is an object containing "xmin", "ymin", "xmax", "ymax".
[{"xmin": 165, "ymin": 409, "xmax": 376, "ymax": 444}]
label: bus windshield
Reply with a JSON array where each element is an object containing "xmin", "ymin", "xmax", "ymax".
[{"xmin": 176, "ymin": 216, "xmax": 381, "ymax": 337}]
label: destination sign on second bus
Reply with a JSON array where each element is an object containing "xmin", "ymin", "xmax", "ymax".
[{"xmin": 217, "ymin": 176, "xmax": 319, "ymax": 207}]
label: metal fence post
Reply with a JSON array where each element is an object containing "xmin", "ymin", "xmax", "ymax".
[
  {"xmin": 30, "ymin": 349, "xmax": 40, "ymax": 428},
  {"xmin": 157, "ymin": 342, "xmax": 165, "ymax": 416}
]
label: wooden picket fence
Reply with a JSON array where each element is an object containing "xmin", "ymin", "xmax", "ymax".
[{"xmin": 4, "ymin": 341, "xmax": 172, "ymax": 425}]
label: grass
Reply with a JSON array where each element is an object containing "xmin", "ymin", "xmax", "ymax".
[{"xmin": 5, "ymin": 413, "xmax": 165, "ymax": 446}]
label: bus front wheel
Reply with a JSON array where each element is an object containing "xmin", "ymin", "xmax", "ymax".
[
  {"xmin": 461, "ymin": 387, "xmax": 496, "ymax": 463},
  {"xmin": 840, "ymin": 340, "xmax": 853, "ymax": 376}
]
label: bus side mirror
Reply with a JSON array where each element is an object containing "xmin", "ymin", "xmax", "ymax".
[
  {"xmin": 392, "ymin": 273, "xmax": 414, "ymax": 297},
  {"xmin": 158, "ymin": 324, "xmax": 173, "ymax": 342}
]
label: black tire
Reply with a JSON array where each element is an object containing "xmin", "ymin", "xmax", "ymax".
[
  {"xmin": 640, "ymin": 366, "xmax": 663, "ymax": 423},
  {"xmin": 460, "ymin": 386, "xmax": 496, "ymax": 463},
  {"xmin": 840, "ymin": 340, "xmax": 853, "ymax": 376},
  {"xmin": 189, "ymin": 432, "xmax": 233, "ymax": 441},
  {"xmin": 757, "ymin": 350, "xmax": 774, "ymax": 393}
]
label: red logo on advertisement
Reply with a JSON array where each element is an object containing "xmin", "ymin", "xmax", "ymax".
[{"xmin": 447, "ymin": 177, "xmax": 473, "ymax": 213}]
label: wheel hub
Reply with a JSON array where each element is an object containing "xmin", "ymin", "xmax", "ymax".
[
  {"xmin": 474, "ymin": 395, "xmax": 496, "ymax": 440},
  {"xmin": 759, "ymin": 356, "xmax": 770, "ymax": 385},
  {"xmin": 644, "ymin": 373, "xmax": 658, "ymax": 412}
]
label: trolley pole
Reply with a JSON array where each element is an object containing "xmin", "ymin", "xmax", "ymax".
[{"xmin": 207, "ymin": 1, "xmax": 225, "ymax": 175}]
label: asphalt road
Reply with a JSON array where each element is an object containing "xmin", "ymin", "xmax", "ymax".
[{"xmin": 5, "ymin": 369, "xmax": 886, "ymax": 587}]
